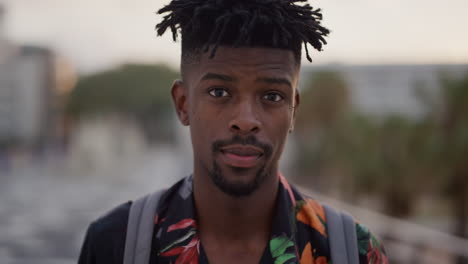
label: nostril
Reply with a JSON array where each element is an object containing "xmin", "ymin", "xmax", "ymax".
[{"xmin": 231, "ymin": 124, "xmax": 240, "ymax": 130}]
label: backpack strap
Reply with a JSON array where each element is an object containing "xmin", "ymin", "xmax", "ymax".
[
  {"xmin": 323, "ymin": 204, "xmax": 359, "ymax": 264},
  {"xmin": 124, "ymin": 189, "xmax": 166, "ymax": 264}
]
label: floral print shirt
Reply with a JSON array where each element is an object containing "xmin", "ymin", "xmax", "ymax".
[{"xmin": 150, "ymin": 175, "xmax": 388, "ymax": 264}]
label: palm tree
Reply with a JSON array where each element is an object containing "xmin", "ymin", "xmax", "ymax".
[
  {"xmin": 432, "ymin": 74, "xmax": 468, "ymax": 264},
  {"xmin": 296, "ymin": 70, "xmax": 437, "ymax": 219},
  {"xmin": 294, "ymin": 71, "xmax": 350, "ymax": 192},
  {"xmin": 344, "ymin": 115, "xmax": 434, "ymax": 218}
]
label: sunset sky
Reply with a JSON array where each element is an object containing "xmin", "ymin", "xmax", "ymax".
[{"xmin": 2, "ymin": 0, "xmax": 468, "ymax": 73}]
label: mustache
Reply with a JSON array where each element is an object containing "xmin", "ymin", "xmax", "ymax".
[{"xmin": 212, "ymin": 135, "xmax": 273, "ymax": 158}]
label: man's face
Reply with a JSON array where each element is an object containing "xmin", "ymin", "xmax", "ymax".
[{"xmin": 172, "ymin": 47, "xmax": 300, "ymax": 197}]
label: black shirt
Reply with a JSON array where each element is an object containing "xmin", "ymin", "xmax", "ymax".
[{"xmin": 78, "ymin": 175, "xmax": 388, "ymax": 264}]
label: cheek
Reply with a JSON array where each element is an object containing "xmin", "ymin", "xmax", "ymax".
[
  {"xmin": 188, "ymin": 102, "xmax": 223, "ymax": 153},
  {"xmin": 264, "ymin": 111, "xmax": 292, "ymax": 147}
]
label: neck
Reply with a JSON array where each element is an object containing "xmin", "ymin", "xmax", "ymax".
[{"xmin": 193, "ymin": 168, "xmax": 279, "ymax": 243}]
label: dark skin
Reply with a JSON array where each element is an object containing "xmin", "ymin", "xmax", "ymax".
[{"xmin": 171, "ymin": 47, "xmax": 300, "ymax": 264}]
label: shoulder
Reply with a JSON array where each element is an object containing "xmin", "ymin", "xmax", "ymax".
[
  {"xmin": 78, "ymin": 201, "xmax": 131, "ymax": 264},
  {"xmin": 89, "ymin": 201, "xmax": 131, "ymax": 239},
  {"xmin": 295, "ymin": 197, "xmax": 327, "ymax": 237},
  {"xmin": 355, "ymin": 222, "xmax": 388, "ymax": 264},
  {"xmin": 293, "ymin": 194, "xmax": 388, "ymax": 264}
]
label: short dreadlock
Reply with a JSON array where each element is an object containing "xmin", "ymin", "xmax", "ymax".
[{"xmin": 156, "ymin": 0, "xmax": 329, "ymax": 69}]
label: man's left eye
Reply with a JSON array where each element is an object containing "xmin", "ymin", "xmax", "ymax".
[{"xmin": 263, "ymin": 92, "xmax": 284, "ymax": 102}]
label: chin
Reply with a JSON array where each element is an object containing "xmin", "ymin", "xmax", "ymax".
[{"xmin": 209, "ymin": 161, "xmax": 270, "ymax": 198}]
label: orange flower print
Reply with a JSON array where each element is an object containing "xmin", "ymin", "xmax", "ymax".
[
  {"xmin": 300, "ymin": 243, "xmax": 313, "ymax": 264},
  {"xmin": 315, "ymin": 256, "xmax": 327, "ymax": 264},
  {"xmin": 296, "ymin": 199, "xmax": 327, "ymax": 237},
  {"xmin": 300, "ymin": 242, "xmax": 328, "ymax": 264}
]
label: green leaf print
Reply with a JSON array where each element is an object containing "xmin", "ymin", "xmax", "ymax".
[
  {"xmin": 356, "ymin": 223, "xmax": 370, "ymax": 255},
  {"xmin": 274, "ymin": 253, "xmax": 296, "ymax": 264},
  {"xmin": 270, "ymin": 236, "xmax": 295, "ymax": 258},
  {"xmin": 270, "ymin": 235, "xmax": 297, "ymax": 264}
]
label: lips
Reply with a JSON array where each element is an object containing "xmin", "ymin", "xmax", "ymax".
[{"xmin": 219, "ymin": 145, "xmax": 264, "ymax": 168}]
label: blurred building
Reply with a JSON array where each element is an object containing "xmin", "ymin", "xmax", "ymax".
[
  {"xmin": 0, "ymin": 5, "xmax": 59, "ymax": 150},
  {"xmin": 302, "ymin": 64, "xmax": 468, "ymax": 118}
]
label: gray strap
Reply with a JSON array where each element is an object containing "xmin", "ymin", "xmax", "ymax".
[
  {"xmin": 324, "ymin": 204, "xmax": 349, "ymax": 264},
  {"xmin": 124, "ymin": 195, "xmax": 146, "ymax": 264},
  {"xmin": 342, "ymin": 211, "xmax": 359, "ymax": 264},
  {"xmin": 124, "ymin": 189, "xmax": 166, "ymax": 264},
  {"xmin": 324, "ymin": 204, "xmax": 359, "ymax": 264}
]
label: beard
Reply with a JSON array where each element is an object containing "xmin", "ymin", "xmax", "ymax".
[
  {"xmin": 209, "ymin": 160, "xmax": 270, "ymax": 197},
  {"xmin": 209, "ymin": 135, "xmax": 273, "ymax": 198}
]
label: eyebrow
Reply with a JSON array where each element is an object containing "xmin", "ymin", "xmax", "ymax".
[
  {"xmin": 200, "ymin": 73, "xmax": 292, "ymax": 87},
  {"xmin": 200, "ymin": 73, "xmax": 235, "ymax": 82},
  {"xmin": 256, "ymin": 77, "xmax": 292, "ymax": 87}
]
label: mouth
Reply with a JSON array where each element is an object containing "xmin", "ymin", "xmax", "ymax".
[{"xmin": 219, "ymin": 144, "xmax": 264, "ymax": 168}]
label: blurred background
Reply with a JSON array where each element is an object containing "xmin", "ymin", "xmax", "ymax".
[{"xmin": 0, "ymin": 0, "xmax": 467, "ymax": 263}]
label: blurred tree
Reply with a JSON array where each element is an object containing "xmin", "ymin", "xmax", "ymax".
[
  {"xmin": 426, "ymin": 74, "xmax": 468, "ymax": 264},
  {"xmin": 294, "ymin": 70, "xmax": 350, "ymax": 192},
  {"xmin": 295, "ymin": 70, "xmax": 433, "ymax": 219},
  {"xmin": 340, "ymin": 115, "xmax": 435, "ymax": 218},
  {"xmin": 66, "ymin": 64, "xmax": 178, "ymax": 143},
  {"xmin": 296, "ymin": 69, "xmax": 468, "ymax": 262},
  {"xmin": 296, "ymin": 71, "xmax": 350, "ymax": 132}
]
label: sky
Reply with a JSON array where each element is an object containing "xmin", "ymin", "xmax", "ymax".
[{"xmin": 1, "ymin": 0, "xmax": 468, "ymax": 74}]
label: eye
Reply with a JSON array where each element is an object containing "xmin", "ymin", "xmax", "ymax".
[
  {"xmin": 263, "ymin": 92, "xmax": 284, "ymax": 102},
  {"xmin": 209, "ymin": 88, "xmax": 230, "ymax": 98}
]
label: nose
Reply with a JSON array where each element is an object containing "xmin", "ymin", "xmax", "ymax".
[{"xmin": 229, "ymin": 101, "xmax": 261, "ymax": 135}]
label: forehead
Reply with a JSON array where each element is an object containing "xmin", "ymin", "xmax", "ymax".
[{"xmin": 184, "ymin": 47, "xmax": 298, "ymax": 82}]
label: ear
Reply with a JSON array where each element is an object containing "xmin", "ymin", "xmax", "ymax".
[
  {"xmin": 289, "ymin": 89, "xmax": 300, "ymax": 133},
  {"xmin": 171, "ymin": 80, "xmax": 190, "ymax": 126}
]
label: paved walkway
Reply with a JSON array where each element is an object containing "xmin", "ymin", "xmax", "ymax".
[{"xmin": 0, "ymin": 147, "xmax": 184, "ymax": 263}]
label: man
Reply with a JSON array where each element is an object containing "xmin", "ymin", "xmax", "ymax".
[{"xmin": 78, "ymin": 0, "xmax": 388, "ymax": 263}]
